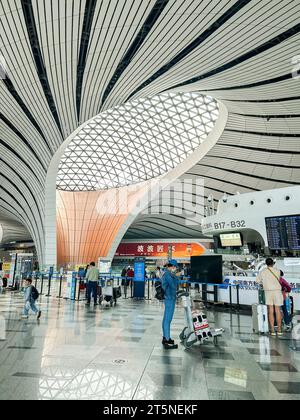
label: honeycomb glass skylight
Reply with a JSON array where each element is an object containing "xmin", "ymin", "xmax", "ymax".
[{"xmin": 57, "ymin": 92, "xmax": 219, "ymax": 191}]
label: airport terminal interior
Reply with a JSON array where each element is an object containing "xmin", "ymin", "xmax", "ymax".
[{"xmin": 1, "ymin": 0, "xmax": 300, "ymax": 401}]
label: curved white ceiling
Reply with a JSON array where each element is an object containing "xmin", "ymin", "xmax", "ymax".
[
  {"xmin": 0, "ymin": 218, "xmax": 31, "ymax": 245},
  {"xmin": 57, "ymin": 92, "xmax": 219, "ymax": 191},
  {"xmin": 0, "ymin": 0, "xmax": 300, "ymax": 259}
]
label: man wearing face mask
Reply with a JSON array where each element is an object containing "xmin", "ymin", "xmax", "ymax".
[{"xmin": 161, "ymin": 260, "xmax": 181, "ymax": 349}]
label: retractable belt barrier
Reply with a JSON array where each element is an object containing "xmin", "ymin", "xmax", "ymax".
[{"xmin": 16, "ymin": 271, "xmax": 300, "ymax": 312}]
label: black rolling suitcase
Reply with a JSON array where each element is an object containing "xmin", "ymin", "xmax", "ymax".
[{"xmin": 113, "ymin": 286, "xmax": 122, "ymax": 299}]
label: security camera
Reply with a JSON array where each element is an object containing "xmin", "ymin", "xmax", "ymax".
[
  {"xmin": 222, "ymin": 193, "xmax": 228, "ymax": 203},
  {"xmin": 207, "ymin": 195, "xmax": 213, "ymax": 203}
]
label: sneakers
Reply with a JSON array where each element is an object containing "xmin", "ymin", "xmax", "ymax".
[
  {"xmin": 163, "ymin": 342, "xmax": 178, "ymax": 350},
  {"xmin": 270, "ymin": 332, "xmax": 276, "ymax": 337},
  {"xmin": 162, "ymin": 337, "xmax": 178, "ymax": 349},
  {"xmin": 21, "ymin": 315, "xmax": 28, "ymax": 320},
  {"xmin": 37, "ymin": 311, "xmax": 42, "ymax": 320},
  {"xmin": 162, "ymin": 337, "xmax": 175, "ymax": 345}
]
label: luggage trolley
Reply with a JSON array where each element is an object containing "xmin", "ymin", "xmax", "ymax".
[
  {"xmin": 100, "ymin": 278, "xmax": 121, "ymax": 307},
  {"xmin": 177, "ymin": 290, "xmax": 224, "ymax": 349}
]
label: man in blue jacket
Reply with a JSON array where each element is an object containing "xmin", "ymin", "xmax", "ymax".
[{"xmin": 162, "ymin": 260, "xmax": 181, "ymax": 349}]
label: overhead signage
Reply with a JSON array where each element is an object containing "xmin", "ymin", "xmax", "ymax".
[
  {"xmin": 115, "ymin": 242, "xmax": 206, "ymax": 258},
  {"xmin": 206, "ymin": 220, "xmax": 246, "ymax": 231}
]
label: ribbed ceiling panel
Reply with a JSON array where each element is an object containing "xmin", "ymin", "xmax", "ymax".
[{"xmin": 0, "ymin": 0, "xmax": 300, "ymax": 254}]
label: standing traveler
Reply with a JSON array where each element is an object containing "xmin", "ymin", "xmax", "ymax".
[
  {"xmin": 126, "ymin": 266, "xmax": 134, "ymax": 287},
  {"xmin": 86, "ymin": 262, "xmax": 100, "ymax": 306},
  {"xmin": 161, "ymin": 260, "xmax": 181, "ymax": 349},
  {"xmin": 121, "ymin": 267, "xmax": 127, "ymax": 286},
  {"xmin": 156, "ymin": 267, "xmax": 162, "ymax": 279},
  {"xmin": 182, "ymin": 264, "xmax": 187, "ymax": 276},
  {"xmin": 84, "ymin": 265, "xmax": 90, "ymax": 278},
  {"xmin": 256, "ymin": 258, "xmax": 283, "ymax": 337},
  {"xmin": 21, "ymin": 279, "xmax": 41, "ymax": 320},
  {"xmin": 84, "ymin": 264, "xmax": 90, "ymax": 299},
  {"xmin": 280, "ymin": 270, "xmax": 292, "ymax": 329}
]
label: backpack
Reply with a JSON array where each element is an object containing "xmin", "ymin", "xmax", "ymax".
[
  {"xmin": 155, "ymin": 281, "xmax": 165, "ymax": 301},
  {"xmin": 31, "ymin": 286, "xmax": 39, "ymax": 301}
]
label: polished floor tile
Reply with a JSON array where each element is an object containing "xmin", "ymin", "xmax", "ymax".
[
  {"xmin": 258, "ymin": 363, "xmax": 298, "ymax": 372},
  {"xmin": 201, "ymin": 352, "xmax": 235, "ymax": 360},
  {"xmin": 150, "ymin": 355, "xmax": 183, "ymax": 365},
  {"xmin": 247, "ymin": 348, "xmax": 281, "ymax": 356},
  {"xmin": 146, "ymin": 372, "xmax": 182, "ymax": 387},
  {"xmin": 272, "ymin": 381, "xmax": 300, "ymax": 394},
  {"xmin": 1, "ymin": 292, "xmax": 300, "ymax": 400},
  {"xmin": 208, "ymin": 389, "xmax": 255, "ymax": 400}
]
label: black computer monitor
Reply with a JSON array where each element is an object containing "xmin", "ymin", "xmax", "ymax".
[{"xmin": 191, "ymin": 255, "xmax": 223, "ymax": 284}]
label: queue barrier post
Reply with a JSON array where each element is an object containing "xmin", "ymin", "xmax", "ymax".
[
  {"xmin": 146, "ymin": 279, "xmax": 151, "ymax": 300},
  {"xmin": 57, "ymin": 275, "xmax": 63, "ymax": 298},
  {"xmin": 236, "ymin": 284, "xmax": 240, "ymax": 312},
  {"xmin": 202, "ymin": 284, "xmax": 208, "ymax": 305},
  {"xmin": 41, "ymin": 275, "xmax": 44, "ymax": 295},
  {"xmin": 72, "ymin": 276, "xmax": 77, "ymax": 301},
  {"xmin": 77, "ymin": 277, "xmax": 81, "ymax": 301},
  {"xmin": 46, "ymin": 275, "xmax": 51, "ymax": 297}
]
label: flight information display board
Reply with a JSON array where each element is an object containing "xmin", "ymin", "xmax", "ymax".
[{"xmin": 265, "ymin": 215, "xmax": 300, "ymax": 250}]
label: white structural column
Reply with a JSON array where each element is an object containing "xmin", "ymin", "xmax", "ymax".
[{"xmin": 44, "ymin": 121, "xmax": 93, "ymax": 269}]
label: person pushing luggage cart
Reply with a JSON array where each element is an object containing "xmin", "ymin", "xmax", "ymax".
[
  {"xmin": 100, "ymin": 278, "xmax": 122, "ymax": 307},
  {"xmin": 161, "ymin": 260, "xmax": 182, "ymax": 350}
]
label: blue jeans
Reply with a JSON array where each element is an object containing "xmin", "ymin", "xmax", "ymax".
[
  {"xmin": 23, "ymin": 299, "xmax": 39, "ymax": 316},
  {"xmin": 87, "ymin": 281, "xmax": 98, "ymax": 303},
  {"xmin": 162, "ymin": 299, "xmax": 176, "ymax": 340},
  {"xmin": 282, "ymin": 303, "xmax": 291, "ymax": 325}
]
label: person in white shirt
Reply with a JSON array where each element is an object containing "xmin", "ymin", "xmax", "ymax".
[
  {"xmin": 256, "ymin": 258, "xmax": 283, "ymax": 337},
  {"xmin": 86, "ymin": 262, "xmax": 100, "ymax": 306},
  {"xmin": 156, "ymin": 267, "xmax": 162, "ymax": 279}
]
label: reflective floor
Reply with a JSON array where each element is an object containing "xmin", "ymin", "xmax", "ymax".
[{"xmin": 1, "ymin": 292, "xmax": 300, "ymax": 400}]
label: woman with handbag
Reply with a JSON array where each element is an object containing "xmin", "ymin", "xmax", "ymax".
[
  {"xmin": 280, "ymin": 271, "xmax": 292, "ymax": 329},
  {"xmin": 256, "ymin": 258, "xmax": 283, "ymax": 337}
]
